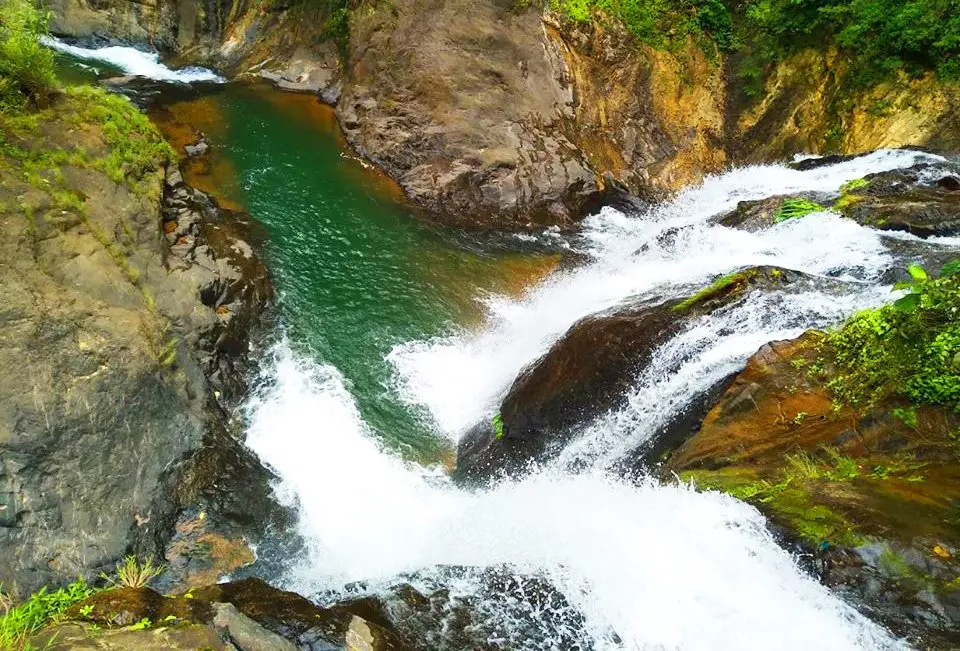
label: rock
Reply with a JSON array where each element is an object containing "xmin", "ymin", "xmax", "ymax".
[
  {"xmin": 36, "ymin": 622, "xmax": 233, "ymax": 651},
  {"xmin": 666, "ymin": 332, "xmax": 960, "ymax": 646},
  {"xmin": 0, "ymin": 92, "xmax": 284, "ymax": 596},
  {"xmin": 185, "ymin": 137, "xmax": 210, "ymax": 157},
  {"xmin": 714, "ymin": 192, "xmax": 833, "ymax": 231},
  {"xmin": 213, "ymin": 602, "xmax": 298, "ymax": 651},
  {"xmin": 788, "ymin": 154, "xmax": 863, "ymax": 171},
  {"xmin": 456, "ymin": 266, "xmax": 803, "ymax": 482},
  {"xmin": 833, "ymin": 164, "xmax": 960, "ymax": 237},
  {"xmin": 191, "ymin": 578, "xmax": 413, "ymax": 650}
]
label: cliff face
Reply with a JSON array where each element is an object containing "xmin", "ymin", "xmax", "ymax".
[
  {"xmin": 45, "ymin": 0, "xmax": 959, "ymax": 229},
  {"xmin": 733, "ymin": 49, "xmax": 960, "ymax": 161},
  {"xmin": 0, "ymin": 88, "xmax": 281, "ymax": 595}
]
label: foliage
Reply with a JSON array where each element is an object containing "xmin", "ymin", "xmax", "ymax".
[
  {"xmin": 826, "ymin": 261, "xmax": 960, "ymax": 410},
  {"xmin": 553, "ymin": 0, "xmax": 734, "ymax": 51},
  {"xmin": 66, "ymin": 86, "xmax": 176, "ymax": 184},
  {"xmin": 774, "ymin": 198, "xmax": 824, "ymax": 223},
  {"xmin": 0, "ymin": 578, "xmax": 96, "ymax": 650},
  {"xmin": 739, "ymin": 0, "xmax": 960, "ymax": 87},
  {"xmin": 101, "ymin": 556, "xmax": 165, "ymax": 589},
  {"xmin": 0, "ymin": 0, "xmax": 56, "ymax": 113},
  {"xmin": 492, "ymin": 412, "xmax": 505, "ymax": 440}
]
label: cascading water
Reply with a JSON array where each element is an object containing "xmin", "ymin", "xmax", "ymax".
[
  {"xmin": 42, "ymin": 37, "xmax": 223, "ymax": 82},
  {"xmin": 60, "ymin": 41, "xmax": 954, "ymax": 645},
  {"xmin": 244, "ymin": 151, "xmax": 958, "ymax": 650}
]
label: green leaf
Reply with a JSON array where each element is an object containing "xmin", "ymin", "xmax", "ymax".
[
  {"xmin": 893, "ymin": 293, "xmax": 921, "ymax": 312},
  {"xmin": 907, "ymin": 264, "xmax": 928, "ymax": 281},
  {"xmin": 492, "ymin": 412, "xmax": 505, "ymax": 440},
  {"xmin": 939, "ymin": 259, "xmax": 960, "ymax": 278},
  {"xmin": 892, "ymin": 281, "xmax": 916, "ymax": 292}
]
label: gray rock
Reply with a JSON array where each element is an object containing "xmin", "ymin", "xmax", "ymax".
[{"xmin": 213, "ymin": 602, "xmax": 298, "ymax": 651}]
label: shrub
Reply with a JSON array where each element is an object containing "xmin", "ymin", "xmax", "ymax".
[
  {"xmin": 0, "ymin": 578, "xmax": 96, "ymax": 650},
  {"xmin": 827, "ymin": 261, "xmax": 960, "ymax": 410},
  {"xmin": 0, "ymin": 0, "xmax": 57, "ymax": 111},
  {"xmin": 552, "ymin": 0, "xmax": 734, "ymax": 52},
  {"xmin": 740, "ymin": 0, "xmax": 960, "ymax": 86}
]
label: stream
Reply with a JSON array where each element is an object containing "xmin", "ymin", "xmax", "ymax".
[{"xmin": 50, "ymin": 40, "xmax": 960, "ymax": 651}]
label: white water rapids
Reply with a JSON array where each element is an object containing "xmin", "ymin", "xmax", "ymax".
[
  {"xmin": 42, "ymin": 36, "xmax": 223, "ymax": 82},
  {"xmin": 243, "ymin": 150, "xmax": 958, "ymax": 650}
]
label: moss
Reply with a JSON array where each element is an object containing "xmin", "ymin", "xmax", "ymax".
[
  {"xmin": 683, "ymin": 466, "xmax": 865, "ymax": 546},
  {"xmin": 673, "ymin": 268, "xmax": 759, "ymax": 311},
  {"xmin": 64, "ymin": 86, "xmax": 176, "ymax": 188}
]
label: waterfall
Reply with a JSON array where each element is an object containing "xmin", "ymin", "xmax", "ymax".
[
  {"xmin": 245, "ymin": 151, "xmax": 959, "ymax": 650},
  {"xmin": 42, "ymin": 37, "xmax": 223, "ymax": 83}
]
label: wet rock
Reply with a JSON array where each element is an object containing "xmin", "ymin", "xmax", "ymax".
[
  {"xmin": 788, "ymin": 154, "xmax": 863, "ymax": 171},
  {"xmin": 714, "ymin": 192, "xmax": 834, "ymax": 231},
  {"xmin": 185, "ymin": 136, "xmax": 210, "ymax": 157},
  {"xmin": 834, "ymin": 163, "xmax": 960, "ymax": 237},
  {"xmin": 192, "ymin": 578, "xmax": 413, "ymax": 650},
  {"xmin": 36, "ymin": 622, "xmax": 232, "ymax": 650},
  {"xmin": 456, "ymin": 266, "xmax": 803, "ymax": 482},
  {"xmin": 213, "ymin": 602, "xmax": 299, "ymax": 651},
  {"xmin": 667, "ymin": 333, "xmax": 960, "ymax": 646}
]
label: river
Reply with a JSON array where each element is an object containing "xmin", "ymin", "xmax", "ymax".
[{"xmin": 50, "ymin": 39, "xmax": 960, "ymax": 650}]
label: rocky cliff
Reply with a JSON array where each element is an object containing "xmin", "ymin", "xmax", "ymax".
[
  {"xmin": 45, "ymin": 0, "xmax": 960, "ymax": 231},
  {"xmin": 0, "ymin": 85, "xmax": 283, "ymax": 596}
]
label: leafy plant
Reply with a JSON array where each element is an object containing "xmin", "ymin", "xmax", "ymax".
[
  {"xmin": 0, "ymin": 578, "xmax": 96, "ymax": 650},
  {"xmin": 128, "ymin": 617, "xmax": 151, "ymax": 631},
  {"xmin": 492, "ymin": 412, "xmax": 505, "ymax": 440},
  {"xmin": 774, "ymin": 198, "xmax": 825, "ymax": 223},
  {"xmin": 101, "ymin": 556, "xmax": 165, "ymax": 589},
  {"xmin": 827, "ymin": 260, "xmax": 960, "ymax": 410},
  {"xmin": 0, "ymin": 0, "xmax": 57, "ymax": 112}
]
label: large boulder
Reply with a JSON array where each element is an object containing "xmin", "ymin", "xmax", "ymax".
[
  {"xmin": 456, "ymin": 266, "xmax": 803, "ymax": 482},
  {"xmin": 834, "ymin": 163, "xmax": 960, "ymax": 237},
  {"xmin": 667, "ymin": 333, "xmax": 960, "ymax": 647}
]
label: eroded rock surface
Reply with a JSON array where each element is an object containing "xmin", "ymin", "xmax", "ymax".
[
  {"xmin": 0, "ymin": 91, "xmax": 284, "ymax": 595},
  {"xmin": 667, "ymin": 333, "xmax": 960, "ymax": 647},
  {"xmin": 456, "ymin": 266, "xmax": 803, "ymax": 482}
]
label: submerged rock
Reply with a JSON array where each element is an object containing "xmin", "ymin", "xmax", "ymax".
[
  {"xmin": 456, "ymin": 266, "xmax": 804, "ymax": 483},
  {"xmin": 667, "ymin": 333, "xmax": 960, "ymax": 647}
]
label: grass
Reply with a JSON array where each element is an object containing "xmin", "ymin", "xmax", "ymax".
[
  {"xmin": 0, "ymin": 0, "xmax": 56, "ymax": 112},
  {"xmin": 0, "ymin": 578, "xmax": 97, "ymax": 650},
  {"xmin": 101, "ymin": 556, "xmax": 165, "ymax": 589},
  {"xmin": 773, "ymin": 198, "xmax": 824, "ymax": 223}
]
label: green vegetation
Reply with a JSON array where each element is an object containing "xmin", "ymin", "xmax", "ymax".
[
  {"xmin": 774, "ymin": 198, "xmax": 824, "ymax": 223},
  {"xmin": 552, "ymin": 0, "xmax": 734, "ymax": 51},
  {"xmin": 0, "ymin": 0, "xmax": 56, "ymax": 112},
  {"xmin": 67, "ymin": 86, "xmax": 176, "ymax": 185},
  {"xmin": 741, "ymin": 0, "xmax": 960, "ymax": 86},
  {"xmin": 826, "ymin": 261, "xmax": 960, "ymax": 410},
  {"xmin": 492, "ymin": 412, "xmax": 505, "ymax": 440},
  {"xmin": 101, "ymin": 555, "xmax": 165, "ymax": 589},
  {"xmin": 673, "ymin": 268, "xmax": 762, "ymax": 311},
  {"xmin": 681, "ymin": 465, "xmax": 863, "ymax": 546},
  {"xmin": 0, "ymin": 578, "xmax": 96, "ymax": 650}
]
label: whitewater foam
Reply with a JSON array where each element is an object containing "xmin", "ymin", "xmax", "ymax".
[
  {"xmin": 247, "ymin": 342, "xmax": 906, "ymax": 651},
  {"xmin": 42, "ymin": 37, "xmax": 223, "ymax": 83}
]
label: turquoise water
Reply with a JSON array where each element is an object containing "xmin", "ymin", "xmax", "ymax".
[{"xmin": 168, "ymin": 85, "xmax": 556, "ymax": 458}]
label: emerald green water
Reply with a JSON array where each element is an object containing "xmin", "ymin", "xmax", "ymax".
[{"xmin": 162, "ymin": 85, "xmax": 554, "ymax": 459}]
